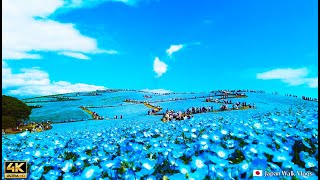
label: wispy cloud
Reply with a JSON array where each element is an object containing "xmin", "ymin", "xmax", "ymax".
[
  {"xmin": 63, "ymin": 0, "xmax": 144, "ymax": 9},
  {"xmin": 153, "ymin": 42, "xmax": 200, "ymax": 77},
  {"xmin": 8, "ymin": 82, "xmax": 106, "ymax": 96},
  {"xmin": 153, "ymin": 57, "xmax": 167, "ymax": 77},
  {"xmin": 141, "ymin": 88, "xmax": 172, "ymax": 94},
  {"xmin": 2, "ymin": 61, "xmax": 106, "ymax": 96},
  {"xmin": 2, "ymin": 0, "xmax": 117, "ymax": 60},
  {"xmin": 58, "ymin": 52, "xmax": 90, "ymax": 60},
  {"xmin": 256, "ymin": 67, "xmax": 318, "ymax": 88},
  {"xmin": 166, "ymin": 44, "xmax": 184, "ymax": 57},
  {"xmin": 165, "ymin": 42, "xmax": 201, "ymax": 57}
]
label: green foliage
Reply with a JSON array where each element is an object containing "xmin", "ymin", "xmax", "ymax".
[
  {"xmin": 2, "ymin": 95, "xmax": 32, "ymax": 129},
  {"xmin": 43, "ymin": 166, "xmax": 53, "ymax": 174},
  {"xmin": 2, "ymin": 116, "xmax": 16, "ymax": 129},
  {"xmin": 228, "ymin": 150, "xmax": 245, "ymax": 164},
  {"xmin": 64, "ymin": 151, "xmax": 78, "ymax": 161}
]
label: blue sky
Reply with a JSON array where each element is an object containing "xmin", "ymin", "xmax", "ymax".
[{"xmin": 2, "ymin": 0, "xmax": 318, "ymax": 97}]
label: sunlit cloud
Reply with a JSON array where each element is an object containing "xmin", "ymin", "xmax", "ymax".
[
  {"xmin": 153, "ymin": 57, "xmax": 168, "ymax": 77},
  {"xmin": 58, "ymin": 52, "xmax": 90, "ymax": 60},
  {"xmin": 2, "ymin": 61, "xmax": 106, "ymax": 96},
  {"xmin": 141, "ymin": 88, "xmax": 172, "ymax": 94},
  {"xmin": 2, "ymin": 0, "xmax": 117, "ymax": 60},
  {"xmin": 257, "ymin": 67, "xmax": 318, "ymax": 88},
  {"xmin": 166, "ymin": 44, "xmax": 184, "ymax": 57}
]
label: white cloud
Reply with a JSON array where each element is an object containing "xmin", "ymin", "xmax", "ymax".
[
  {"xmin": 2, "ymin": 61, "xmax": 106, "ymax": 96},
  {"xmin": 153, "ymin": 57, "xmax": 167, "ymax": 77},
  {"xmin": 58, "ymin": 52, "xmax": 90, "ymax": 60},
  {"xmin": 166, "ymin": 44, "xmax": 184, "ymax": 57},
  {"xmin": 256, "ymin": 68, "xmax": 308, "ymax": 80},
  {"xmin": 2, "ymin": 0, "xmax": 117, "ymax": 60},
  {"xmin": 141, "ymin": 88, "xmax": 172, "ymax": 94},
  {"xmin": 257, "ymin": 68, "xmax": 318, "ymax": 88},
  {"xmin": 8, "ymin": 82, "xmax": 106, "ymax": 96},
  {"xmin": 63, "ymin": 0, "xmax": 142, "ymax": 9},
  {"xmin": 304, "ymin": 77, "xmax": 318, "ymax": 88}
]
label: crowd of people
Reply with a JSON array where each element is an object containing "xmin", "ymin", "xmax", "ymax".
[
  {"xmin": 80, "ymin": 106, "xmax": 103, "ymax": 120},
  {"xmin": 80, "ymin": 106, "xmax": 125, "ymax": 120},
  {"xmin": 28, "ymin": 105, "xmax": 42, "ymax": 108},
  {"xmin": 161, "ymin": 109, "xmax": 194, "ymax": 121},
  {"xmin": 302, "ymin": 96, "xmax": 318, "ymax": 102},
  {"xmin": 161, "ymin": 106, "xmax": 216, "ymax": 122},
  {"xmin": 144, "ymin": 95, "xmax": 152, "ymax": 98},
  {"xmin": 285, "ymin": 94, "xmax": 298, "ymax": 97},
  {"xmin": 111, "ymin": 115, "xmax": 123, "ymax": 119},
  {"xmin": 2, "ymin": 121, "xmax": 52, "ymax": 135},
  {"xmin": 232, "ymin": 101, "xmax": 255, "ymax": 110},
  {"xmin": 60, "ymin": 119, "xmax": 83, "ymax": 123},
  {"xmin": 219, "ymin": 101, "xmax": 255, "ymax": 111},
  {"xmin": 211, "ymin": 89, "xmax": 265, "ymax": 94},
  {"xmin": 82, "ymin": 92, "xmax": 102, "ymax": 96},
  {"xmin": 124, "ymin": 99, "xmax": 144, "ymax": 103},
  {"xmin": 285, "ymin": 94, "xmax": 317, "ymax": 101},
  {"xmin": 160, "ymin": 99, "xmax": 257, "ymax": 122},
  {"xmin": 206, "ymin": 98, "xmax": 233, "ymax": 104}
]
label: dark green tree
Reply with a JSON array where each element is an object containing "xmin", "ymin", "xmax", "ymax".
[{"xmin": 2, "ymin": 95, "xmax": 32, "ymax": 129}]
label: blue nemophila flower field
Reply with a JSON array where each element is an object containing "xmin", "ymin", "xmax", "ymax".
[{"xmin": 2, "ymin": 92, "xmax": 318, "ymax": 179}]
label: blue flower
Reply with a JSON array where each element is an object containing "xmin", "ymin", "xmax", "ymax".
[
  {"xmin": 43, "ymin": 169, "xmax": 62, "ymax": 180},
  {"xmin": 272, "ymin": 151, "xmax": 292, "ymax": 162},
  {"xmin": 220, "ymin": 129, "xmax": 229, "ymax": 135},
  {"xmin": 267, "ymin": 162, "xmax": 281, "ymax": 171},
  {"xmin": 239, "ymin": 161, "xmax": 250, "ymax": 174},
  {"xmin": 169, "ymin": 173, "xmax": 188, "ymax": 180},
  {"xmin": 29, "ymin": 165, "xmax": 44, "ymax": 180},
  {"xmin": 140, "ymin": 159, "xmax": 156, "ymax": 175},
  {"xmin": 305, "ymin": 157, "xmax": 317, "ymax": 168},
  {"xmin": 81, "ymin": 165, "xmax": 101, "ymax": 180},
  {"xmin": 299, "ymin": 151, "xmax": 309, "ymax": 162},
  {"xmin": 61, "ymin": 159, "xmax": 74, "ymax": 173},
  {"xmin": 216, "ymin": 168, "xmax": 227, "ymax": 179},
  {"xmin": 199, "ymin": 140, "xmax": 209, "ymax": 150},
  {"xmin": 63, "ymin": 172, "xmax": 75, "ymax": 180},
  {"xmin": 259, "ymin": 145, "xmax": 274, "ymax": 155},
  {"xmin": 281, "ymin": 144, "xmax": 293, "ymax": 153},
  {"xmin": 97, "ymin": 150, "xmax": 106, "ymax": 157},
  {"xmin": 225, "ymin": 140, "xmax": 237, "ymax": 149},
  {"xmin": 209, "ymin": 132, "xmax": 221, "ymax": 142},
  {"xmin": 215, "ymin": 147, "xmax": 229, "ymax": 159},
  {"xmin": 123, "ymin": 169, "xmax": 136, "ymax": 180},
  {"xmin": 168, "ymin": 154, "xmax": 179, "ymax": 166},
  {"xmin": 216, "ymin": 159, "xmax": 229, "ymax": 168},
  {"xmin": 252, "ymin": 158, "xmax": 267, "ymax": 170},
  {"xmin": 243, "ymin": 145, "xmax": 260, "ymax": 159},
  {"xmin": 190, "ymin": 155, "xmax": 207, "ymax": 170},
  {"xmin": 32, "ymin": 150, "xmax": 41, "ymax": 158},
  {"xmin": 74, "ymin": 159, "xmax": 84, "ymax": 168},
  {"xmin": 189, "ymin": 168, "xmax": 208, "ymax": 180},
  {"xmin": 79, "ymin": 152, "xmax": 90, "ymax": 160},
  {"xmin": 33, "ymin": 158, "xmax": 44, "ymax": 165},
  {"xmin": 145, "ymin": 175, "xmax": 157, "ymax": 180},
  {"xmin": 178, "ymin": 164, "xmax": 191, "ymax": 175},
  {"xmin": 201, "ymin": 134, "xmax": 209, "ymax": 139},
  {"xmin": 172, "ymin": 150, "xmax": 184, "ymax": 158},
  {"xmin": 302, "ymin": 139, "xmax": 312, "ymax": 149}
]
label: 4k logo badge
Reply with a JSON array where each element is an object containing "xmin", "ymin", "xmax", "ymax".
[{"xmin": 4, "ymin": 161, "xmax": 28, "ymax": 179}]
